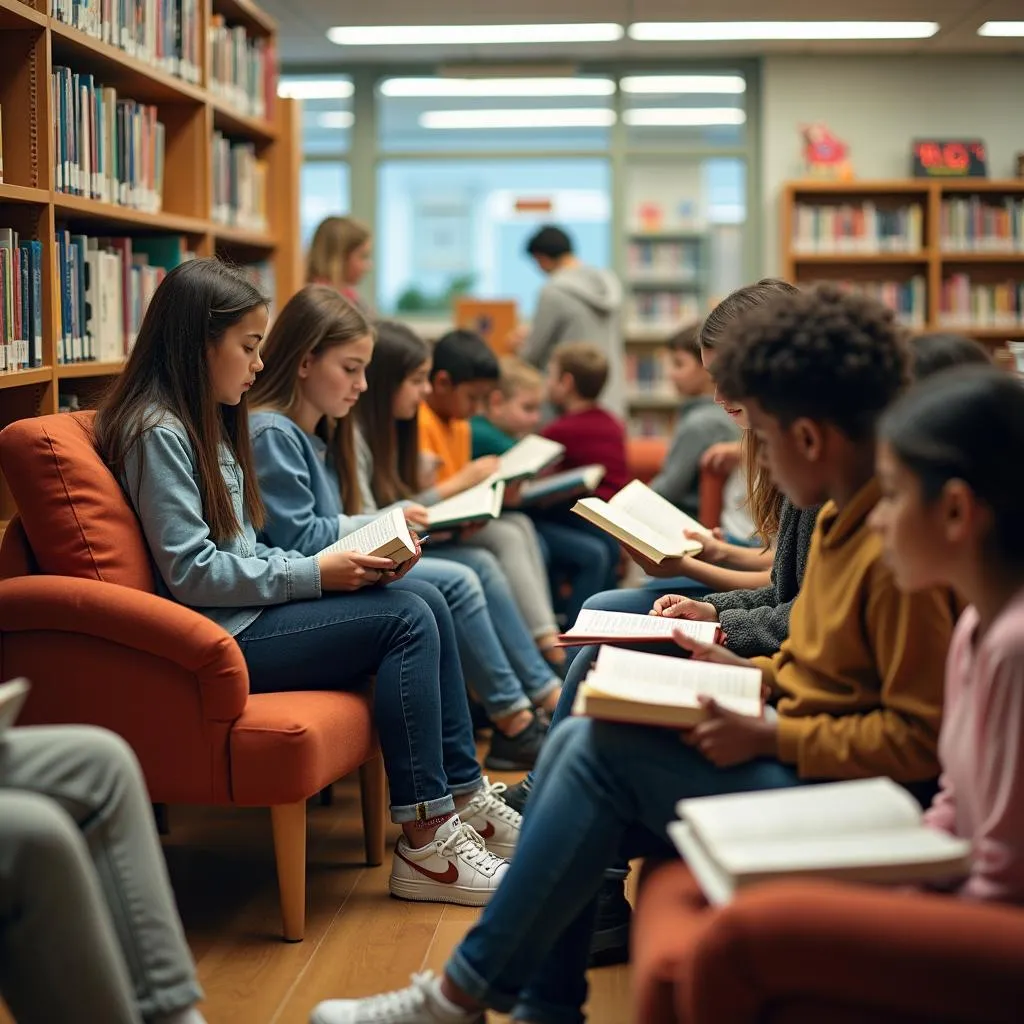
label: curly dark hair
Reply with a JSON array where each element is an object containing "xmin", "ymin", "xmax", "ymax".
[{"xmin": 711, "ymin": 284, "xmax": 911, "ymax": 441}]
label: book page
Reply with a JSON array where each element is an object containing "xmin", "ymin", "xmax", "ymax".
[
  {"xmin": 495, "ymin": 435, "xmax": 565, "ymax": 481},
  {"xmin": 521, "ymin": 464, "xmax": 605, "ymax": 502},
  {"xmin": 575, "ymin": 497, "xmax": 686, "ymax": 557},
  {"xmin": 679, "ymin": 778, "xmax": 925, "ymax": 852},
  {"xmin": 427, "ymin": 481, "xmax": 503, "ymax": 527},
  {"xmin": 611, "ymin": 479, "xmax": 710, "ymax": 539},
  {"xmin": 667, "ymin": 821, "xmax": 735, "ymax": 905},
  {"xmin": 588, "ymin": 645, "xmax": 762, "ymax": 715},
  {"xmin": 320, "ymin": 507, "xmax": 410, "ymax": 557},
  {"xmin": 566, "ymin": 609, "xmax": 720, "ymax": 645}
]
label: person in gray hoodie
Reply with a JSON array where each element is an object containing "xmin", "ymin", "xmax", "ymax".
[{"xmin": 517, "ymin": 225, "xmax": 626, "ymax": 417}]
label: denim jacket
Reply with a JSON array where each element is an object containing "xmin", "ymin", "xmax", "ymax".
[
  {"xmin": 249, "ymin": 411, "xmax": 379, "ymax": 555},
  {"xmin": 120, "ymin": 408, "xmax": 321, "ymax": 636}
]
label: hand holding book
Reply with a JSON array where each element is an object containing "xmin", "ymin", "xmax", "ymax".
[
  {"xmin": 682, "ymin": 693, "xmax": 778, "ymax": 767},
  {"xmin": 651, "ymin": 594, "xmax": 719, "ymax": 623}
]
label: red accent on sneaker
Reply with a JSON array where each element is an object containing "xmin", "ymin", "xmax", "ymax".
[
  {"xmin": 477, "ymin": 821, "xmax": 496, "ymax": 840},
  {"xmin": 396, "ymin": 849, "xmax": 460, "ymax": 884}
]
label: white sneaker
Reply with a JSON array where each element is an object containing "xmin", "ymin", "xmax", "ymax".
[
  {"xmin": 310, "ymin": 971, "xmax": 482, "ymax": 1024},
  {"xmin": 390, "ymin": 815, "xmax": 507, "ymax": 907},
  {"xmin": 458, "ymin": 777, "xmax": 522, "ymax": 859}
]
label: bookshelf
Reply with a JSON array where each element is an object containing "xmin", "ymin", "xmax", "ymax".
[
  {"xmin": 0, "ymin": 0, "xmax": 302, "ymax": 529},
  {"xmin": 781, "ymin": 180, "xmax": 1024, "ymax": 352}
]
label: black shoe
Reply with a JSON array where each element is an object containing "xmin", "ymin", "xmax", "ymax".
[
  {"xmin": 468, "ymin": 694, "xmax": 493, "ymax": 736},
  {"xmin": 588, "ymin": 869, "xmax": 632, "ymax": 968},
  {"xmin": 484, "ymin": 715, "xmax": 546, "ymax": 771},
  {"xmin": 500, "ymin": 776, "xmax": 533, "ymax": 814}
]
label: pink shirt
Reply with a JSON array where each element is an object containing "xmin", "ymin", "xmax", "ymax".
[{"xmin": 924, "ymin": 587, "xmax": 1024, "ymax": 903}]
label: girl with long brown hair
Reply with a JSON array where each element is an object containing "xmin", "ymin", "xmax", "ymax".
[
  {"xmin": 96, "ymin": 261, "xmax": 510, "ymax": 907},
  {"xmin": 249, "ymin": 288, "xmax": 555, "ymax": 774},
  {"xmin": 306, "ymin": 214, "xmax": 373, "ymax": 312}
]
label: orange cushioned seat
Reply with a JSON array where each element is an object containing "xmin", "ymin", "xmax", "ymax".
[{"xmin": 0, "ymin": 411, "xmax": 386, "ymax": 941}]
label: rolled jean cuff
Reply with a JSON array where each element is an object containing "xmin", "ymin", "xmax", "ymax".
[
  {"xmin": 390, "ymin": 793, "xmax": 456, "ymax": 824},
  {"xmin": 526, "ymin": 678, "xmax": 560, "ymax": 706},
  {"xmin": 478, "ymin": 693, "xmax": 533, "ymax": 720},
  {"xmin": 449, "ymin": 775, "xmax": 484, "ymax": 799},
  {"xmin": 444, "ymin": 950, "xmax": 517, "ymax": 1017}
]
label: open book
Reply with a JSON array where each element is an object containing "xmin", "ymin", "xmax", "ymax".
[
  {"xmin": 519, "ymin": 464, "xmax": 606, "ymax": 508},
  {"xmin": 0, "ymin": 678, "xmax": 30, "ymax": 733},
  {"xmin": 490, "ymin": 434, "xmax": 565, "ymax": 484},
  {"xmin": 572, "ymin": 479, "xmax": 711, "ymax": 563},
  {"xmin": 558, "ymin": 608, "xmax": 723, "ymax": 647},
  {"xmin": 427, "ymin": 481, "xmax": 506, "ymax": 532},
  {"xmin": 319, "ymin": 506, "xmax": 417, "ymax": 565},
  {"xmin": 574, "ymin": 646, "xmax": 763, "ymax": 728},
  {"xmin": 668, "ymin": 778, "xmax": 972, "ymax": 905}
]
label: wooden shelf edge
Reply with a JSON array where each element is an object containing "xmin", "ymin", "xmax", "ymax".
[
  {"xmin": 939, "ymin": 252, "xmax": 1024, "ymax": 262},
  {"xmin": 0, "ymin": 366, "xmax": 53, "ymax": 389},
  {"xmin": 213, "ymin": 0, "xmax": 276, "ymax": 36},
  {"xmin": 789, "ymin": 252, "xmax": 929, "ymax": 263},
  {"xmin": 211, "ymin": 224, "xmax": 277, "ymax": 248},
  {"xmin": 0, "ymin": 182, "xmax": 50, "ymax": 204},
  {"xmin": 52, "ymin": 193, "xmax": 211, "ymax": 234},
  {"xmin": 0, "ymin": 0, "xmax": 46, "ymax": 28},
  {"xmin": 56, "ymin": 360, "xmax": 126, "ymax": 378},
  {"xmin": 210, "ymin": 95, "xmax": 277, "ymax": 143}
]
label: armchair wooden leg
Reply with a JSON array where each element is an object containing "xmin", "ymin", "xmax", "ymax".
[
  {"xmin": 359, "ymin": 750, "xmax": 387, "ymax": 867},
  {"xmin": 270, "ymin": 800, "xmax": 307, "ymax": 942}
]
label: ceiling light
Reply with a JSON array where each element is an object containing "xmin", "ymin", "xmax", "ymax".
[
  {"xmin": 328, "ymin": 24, "xmax": 624, "ymax": 46},
  {"xmin": 380, "ymin": 77, "xmax": 615, "ymax": 97},
  {"xmin": 278, "ymin": 79, "xmax": 353, "ymax": 99},
  {"xmin": 621, "ymin": 74, "xmax": 745, "ymax": 94},
  {"xmin": 420, "ymin": 108, "xmax": 617, "ymax": 130},
  {"xmin": 316, "ymin": 112, "xmax": 355, "ymax": 130},
  {"xmin": 978, "ymin": 22, "xmax": 1024, "ymax": 36},
  {"xmin": 624, "ymin": 108, "xmax": 746, "ymax": 127},
  {"xmin": 629, "ymin": 21, "xmax": 939, "ymax": 41}
]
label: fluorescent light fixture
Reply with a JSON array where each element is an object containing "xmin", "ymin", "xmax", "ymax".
[
  {"xmin": 278, "ymin": 79, "xmax": 353, "ymax": 100},
  {"xmin": 629, "ymin": 21, "xmax": 939, "ymax": 41},
  {"xmin": 624, "ymin": 108, "xmax": 746, "ymax": 127},
  {"xmin": 380, "ymin": 77, "xmax": 615, "ymax": 97},
  {"xmin": 420, "ymin": 108, "xmax": 616, "ymax": 130},
  {"xmin": 316, "ymin": 111, "xmax": 355, "ymax": 130},
  {"xmin": 978, "ymin": 22, "xmax": 1024, "ymax": 36},
  {"xmin": 621, "ymin": 74, "xmax": 745, "ymax": 94},
  {"xmin": 328, "ymin": 23, "xmax": 624, "ymax": 46}
]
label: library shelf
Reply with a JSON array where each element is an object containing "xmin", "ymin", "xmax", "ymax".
[
  {"xmin": 211, "ymin": 223, "xmax": 278, "ymax": 249},
  {"xmin": 214, "ymin": 0, "xmax": 276, "ymax": 36},
  {"xmin": 790, "ymin": 252, "xmax": 930, "ymax": 264},
  {"xmin": 0, "ymin": 184, "xmax": 50, "ymax": 205},
  {"xmin": 56, "ymin": 360, "xmax": 126, "ymax": 379},
  {"xmin": 0, "ymin": 0, "xmax": 46, "ymax": 29},
  {"xmin": 939, "ymin": 252, "xmax": 1024, "ymax": 263},
  {"xmin": 0, "ymin": 366, "xmax": 54, "ymax": 390},
  {"xmin": 51, "ymin": 194, "xmax": 210, "ymax": 235},
  {"xmin": 210, "ymin": 95, "xmax": 277, "ymax": 144}
]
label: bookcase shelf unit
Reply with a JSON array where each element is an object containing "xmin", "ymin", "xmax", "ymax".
[
  {"xmin": 0, "ymin": 0, "xmax": 302, "ymax": 528},
  {"xmin": 781, "ymin": 179, "xmax": 1024, "ymax": 350}
]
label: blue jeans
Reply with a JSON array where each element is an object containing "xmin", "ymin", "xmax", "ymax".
[
  {"xmin": 534, "ymin": 521, "xmax": 618, "ymax": 627},
  {"xmin": 431, "ymin": 545, "xmax": 561, "ymax": 700},
  {"xmin": 235, "ymin": 578, "xmax": 482, "ymax": 824},
  {"xmin": 446, "ymin": 717, "xmax": 802, "ymax": 1024},
  {"xmin": 407, "ymin": 556, "xmax": 558, "ymax": 719}
]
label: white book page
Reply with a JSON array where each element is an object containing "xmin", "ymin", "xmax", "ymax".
[
  {"xmin": 679, "ymin": 778, "xmax": 924, "ymax": 851},
  {"xmin": 495, "ymin": 435, "xmax": 565, "ymax": 481},
  {"xmin": 427, "ymin": 481, "xmax": 504, "ymax": 527},
  {"xmin": 576, "ymin": 497, "xmax": 684, "ymax": 556},
  {"xmin": 320, "ymin": 507, "xmax": 410, "ymax": 557},
  {"xmin": 610, "ymin": 479, "xmax": 710, "ymax": 539},
  {"xmin": 588, "ymin": 645, "xmax": 762, "ymax": 715},
  {"xmin": 566, "ymin": 609, "xmax": 720, "ymax": 645},
  {"xmin": 667, "ymin": 821, "xmax": 735, "ymax": 905}
]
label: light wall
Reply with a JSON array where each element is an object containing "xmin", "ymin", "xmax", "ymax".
[{"xmin": 761, "ymin": 55, "xmax": 1024, "ymax": 274}]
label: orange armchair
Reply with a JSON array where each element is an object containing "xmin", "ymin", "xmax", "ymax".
[
  {"xmin": 633, "ymin": 860, "xmax": 1024, "ymax": 1024},
  {"xmin": 0, "ymin": 412, "xmax": 386, "ymax": 941}
]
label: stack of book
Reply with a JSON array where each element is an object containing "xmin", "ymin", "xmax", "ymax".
[
  {"xmin": 941, "ymin": 196, "xmax": 1024, "ymax": 253},
  {"xmin": 51, "ymin": 67, "xmax": 166, "ymax": 213},
  {"xmin": 208, "ymin": 14, "xmax": 276, "ymax": 120},
  {"xmin": 0, "ymin": 228, "xmax": 43, "ymax": 373},
  {"xmin": 50, "ymin": 0, "xmax": 202, "ymax": 84},
  {"xmin": 211, "ymin": 132, "xmax": 267, "ymax": 231},
  {"xmin": 792, "ymin": 202, "xmax": 924, "ymax": 254}
]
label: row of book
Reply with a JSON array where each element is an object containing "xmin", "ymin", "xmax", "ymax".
[
  {"xmin": 625, "ymin": 351, "xmax": 675, "ymax": 398},
  {"xmin": 941, "ymin": 197, "xmax": 1024, "ymax": 252},
  {"xmin": 51, "ymin": 0, "xmax": 202, "ymax": 85},
  {"xmin": 792, "ymin": 202, "xmax": 924, "ymax": 254},
  {"xmin": 52, "ymin": 66, "xmax": 166, "ymax": 214},
  {"xmin": 938, "ymin": 275, "xmax": 1024, "ymax": 329},
  {"xmin": 804, "ymin": 277, "xmax": 927, "ymax": 329},
  {"xmin": 626, "ymin": 240, "xmax": 701, "ymax": 282},
  {"xmin": 627, "ymin": 410, "xmax": 674, "ymax": 438},
  {"xmin": 209, "ymin": 14, "xmax": 276, "ymax": 120},
  {"xmin": 0, "ymin": 228, "xmax": 44, "ymax": 373},
  {"xmin": 211, "ymin": 133, "xmax": 268, "ymax": 231},
  {"xmin": 627, "ymin": 292, "xmax": 702, "ymax": 329}
]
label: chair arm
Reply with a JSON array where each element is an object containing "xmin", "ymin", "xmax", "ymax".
[
  {"xmin": 685, "ymin": 880, "xmax": 1024, "ymax": 1024},
  {"xmin": 0, "ymin": 575, "xmax": 248, "ymax": 723}
]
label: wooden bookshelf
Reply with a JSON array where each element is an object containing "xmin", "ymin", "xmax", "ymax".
[
  {"xmin": 0, "ymin": 0, "xmax": 301, "ymax": 528},
  {"xmin": 781, "ymin": 180, "xmax": 1024, "ymax": 348}
]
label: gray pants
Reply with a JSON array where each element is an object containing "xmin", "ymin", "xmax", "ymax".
[
  {"xmin": 0, "ymin": 726, "xmax": 202, "ymax": 1024},
  {"xmin": 464, "ymin": 512, "xmax": 558, "ymax": 639}
]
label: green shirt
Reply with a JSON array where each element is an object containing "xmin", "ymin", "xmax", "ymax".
[{"xmin": 470, "ymin": 415, "xmax": 516, "ymax": 458}]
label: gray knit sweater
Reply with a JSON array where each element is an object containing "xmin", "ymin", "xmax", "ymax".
[{"xmin": 705, "ymin": 499, "xmax": 821, "ymax": 658}]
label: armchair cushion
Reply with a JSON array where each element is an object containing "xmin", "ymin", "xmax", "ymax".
[{"xmin": 0, "ymin": 411, "xmax": 154, "ymax": 591}]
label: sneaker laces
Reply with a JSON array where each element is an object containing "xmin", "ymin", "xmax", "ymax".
[
  {"xmin": 467, "ymin": 778, "xmax": 523, "ymax": 827},
  {"xmin": 439, "ymin": 821, "xmax": 506, "ymax": 874},
  {"xmin": 355, "ymin": 971, "xmax": 436, "ymax": 1021}
]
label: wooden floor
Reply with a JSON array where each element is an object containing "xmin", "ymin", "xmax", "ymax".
[{"xmin": 160, "ymin": 760, "xmax": 632, "ymax": 1024}]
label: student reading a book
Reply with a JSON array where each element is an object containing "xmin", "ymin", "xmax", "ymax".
[
  {"xmin": 1, "ymin": 723, "xmax": 208, "ymax": 1024},
  {"xmin": 471, "ymin": 355, "xmax": 621, "ymax": 624},
  {"xmin": 248, "ymin": 290, "xmax": 550, "ymax": 773},
  {"xmin": 306, "ymin": 214, "xmax": 374, "ymax": 314},
  {"xmin": 96, "ymin": 260, "xmax": 512, "ymax": 907},
  {"xmin": 308, "ymin": 286, "xmax": 956, "ymax": 1024},
  {"xmin": 419, "ymin": 329, "xmax": 566, "ymax": 669}
]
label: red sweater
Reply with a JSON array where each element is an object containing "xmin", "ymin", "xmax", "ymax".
[{"xmin": 542, "ymin": 406, "xmax": 629, "ymax": 501}]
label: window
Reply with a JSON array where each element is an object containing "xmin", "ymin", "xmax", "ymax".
[
  {"xmin": 621, "ymin": 72, "xmax": 746, "ymax": 148},
  {"xmin": 376, "ymin": 159, "xmax": 611, "ymax": 316},
  {"xmin": 299, "ymin": 163, "xmax": 350, "ymax": 248},
  {"xmin": 279, "ymin": 74, "xmax": 353, "ymax": 155}
]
